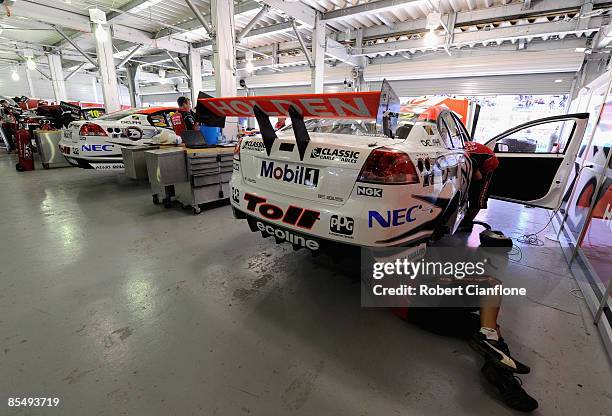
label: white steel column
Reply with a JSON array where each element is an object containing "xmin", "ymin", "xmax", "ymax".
[
  {"xmin": 125, "ymin": 62, "xmax": 142, "ymax": 108},
  {"xmin": 311, "ymin": 12, "xmax": 325, "ymax": 93},
  {"xmin": 188, "ymin": 45, "xmax": 203, "ymax": 103},
  {"xmin": 25, "ymin": 67, "xmax": 36, "ymax": 98},
  {"xmin": 47, "ymin": 54, "xmax": 67, "ymax": 102},
  {"xmin": 211, "ymin": 0, "xmax": 238, "ymax": 139},
  {"xmin": 93, "ymin": 19, "xmax": 121, "ymax": 112}
]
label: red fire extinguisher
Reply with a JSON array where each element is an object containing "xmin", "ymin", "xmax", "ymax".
[{"xmin": 15, "ymin": 124, "xmax": 34, "ymax": 172}]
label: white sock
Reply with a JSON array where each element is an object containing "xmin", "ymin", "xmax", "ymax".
[{"xmin": 480, "ymin": 327, "xmax": 499, "ymax": 341}]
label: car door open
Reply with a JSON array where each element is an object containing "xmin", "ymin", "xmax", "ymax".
[{"xmin": 484, "ymin": 113, "xmax": 589, "ymax": 210}]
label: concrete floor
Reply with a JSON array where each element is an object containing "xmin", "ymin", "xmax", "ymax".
[{"xmin": 1, "ymin": 152, "xmax": 611, "ymax": 416}]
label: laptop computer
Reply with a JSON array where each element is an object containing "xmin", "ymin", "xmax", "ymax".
[{"xmin": 181, "ymin": 130, "xmax": 214, "ymax": 149}]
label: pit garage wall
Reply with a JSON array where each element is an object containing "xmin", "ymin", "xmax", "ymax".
[
  {"xmin": 0, "ymin": 66, "xmax": 131, "ymax": 106},
  {"xmin": 140, "ymin": 72, "xmax": 575, "ymax": 106},
  {"xmin": 555, "ymin": 70, "xmax": 612, "ymax": 360}
]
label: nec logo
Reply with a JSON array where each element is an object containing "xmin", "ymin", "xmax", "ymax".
[
  {"xmin": 260, "ymin": 161, "xmax": 319, "ymax": 187},
  {"xmin": 330, "ymin": 215, "xmax": 354, "ymax": 236},
  {"xmin": 368, "ymin": 205, "xmax": 421, "ymax": 228},
  {"xmin": 357, "ymin": 185, "xmax": 383, "ymax": 198},
  {"xmin": 82, "ymin": 144, "xmax": 113, "ymax": 152}
]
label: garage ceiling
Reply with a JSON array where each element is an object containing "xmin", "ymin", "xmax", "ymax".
[{"xmin": 0, "ymin": 0, "xmax": 610, "ymax": 93}]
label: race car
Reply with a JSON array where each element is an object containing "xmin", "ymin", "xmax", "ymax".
[
  {"xmin": 196, "ymin": 82, "xmax": 589, "ymax": 251},
  {"xmin": 58, "ymin": 107, "xmax": 178, "ymax": 170}
]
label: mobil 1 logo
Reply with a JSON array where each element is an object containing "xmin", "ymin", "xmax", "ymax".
[
  {"xmin": 330, "ymin": 215, "xmax": 354, "ymax": 238},
  {"xmin": 357, "ymin": 185, "xmax": 383, "ymax": 198}
]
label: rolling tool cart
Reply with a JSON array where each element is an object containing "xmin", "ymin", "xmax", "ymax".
[
  {"xmin": 175, "ymin": 147, "xmax": 234, "ymax": 215},
  {"xmin": 144, "ymin": 147, "xmax": 188, "ymax": 207},
  {"xmin": 122, "ymin": 145, "xmax": 159, "ymax": 180}
]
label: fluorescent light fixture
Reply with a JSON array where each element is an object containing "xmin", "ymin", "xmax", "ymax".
[
  {"xmin": 575, "ymin": 47, "xmax": 587, "ymax": 52},
  {"xmin": 424, "ymin": 29, "xmax": 439, "ymax": 48},
  {"xmin": 11, "ymin": 69, "xmax": 20, "ymax": 81},
  {"xmin": 554, "ymin": 79, "xmax": 563, "ymax": 83}
]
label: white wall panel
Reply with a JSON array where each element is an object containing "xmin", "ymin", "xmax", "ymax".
[{"xmin": 0, "ymin": 66, "xmax": 130, "ymax": 106}]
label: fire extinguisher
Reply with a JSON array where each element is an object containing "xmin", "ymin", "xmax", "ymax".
[{"xmin": 15, "ymin": 121, "xmax": 34, "ymax": 172}]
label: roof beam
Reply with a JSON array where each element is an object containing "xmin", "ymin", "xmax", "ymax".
[
  {"xmin": 323, "ymin": 0, "xmax": 423, "ymax": 22},
  {"xmin": 355, "ymin": 18, "xmax": 602, "ymax": 56},
  {"xmin": 336, "ymin": 0, "xmax": 610, "ymax": 42},
  {"xmin": 154, "ymin": 1, "xmax": 261, "ymax": 39},
  {"xmin": 15, "ymin": 1, "xmax": 190, "ymax": 54},
  {"xmin": 259, "ymin": 0, "xmax": 316, "ymax": 27}
]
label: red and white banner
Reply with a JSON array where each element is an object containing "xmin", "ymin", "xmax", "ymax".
[{"xmin": 198, "ymin": 91, "xmax": 382, "ymax": 119}]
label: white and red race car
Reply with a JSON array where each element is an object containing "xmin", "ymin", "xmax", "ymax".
[
  {"xmin": 58, "ymin": 106, "xmax": 178, "ymax": 170},
  {"xmin": 196, "ymin": 83, "xmax": 588, "ymax": 251}
]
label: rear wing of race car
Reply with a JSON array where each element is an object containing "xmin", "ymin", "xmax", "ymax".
[{"xmin": 195, "ymin": 79, "xmax": 400, "ymax": 161}]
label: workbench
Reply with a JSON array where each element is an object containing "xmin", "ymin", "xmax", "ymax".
[{"xmin": 144, "ymin": 145, "xmax": 234, "ymax": 214}]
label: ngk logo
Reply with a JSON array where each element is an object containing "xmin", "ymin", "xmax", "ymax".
[
  {"xmin": 244, "ymin": 193, "xmax": 320, "ymax": 230},
  {"xmin": 357, "ymin": 185, "xmax": 383, "ymax": 198}
]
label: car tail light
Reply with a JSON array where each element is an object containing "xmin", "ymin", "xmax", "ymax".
[
  {"xmin": 234, "ymin": 137, "xmax": 243, "ymax": 160},
  {"xmin": 357, "ymin": 147, "xmax": 419, "ymax": 185},
  {"xmin": 79, "ymin": 123, "xmax": 107, "ymax": 137}
]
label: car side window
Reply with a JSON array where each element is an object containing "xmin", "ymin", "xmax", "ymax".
[
  {"xmin": 437, "ymin": 117, "xmax": 452, "ymax": 149},
  {"xmin": 450, "ymin": 113, "xmax": 471, "ymax": 145},
  {"xmin": 493, "ymin": 119, "xmax": 577, "ymax": 154},
  {"xmin": 148, "ymin": 110, "xmax": 170, "ymax": 128},
  {"xmin": 438, "ymin": 111, "xmax": 463, "ymax": 150}
]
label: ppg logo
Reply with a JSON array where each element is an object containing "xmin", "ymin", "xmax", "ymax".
[
  {"xmin": 357, "ymin": 185, "xmax": 383, "ymax": 198},
  {"xmin": 330, "ymin": 215, "xmax": 354, "ymax": 236}
]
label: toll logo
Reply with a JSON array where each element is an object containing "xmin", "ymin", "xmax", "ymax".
[
  {"xmin": 260, "ymin": 161, "xmax": 319, "ymax": 187},
  {"xmin": 245, "ymin": 193, "xmax": 320, "ymax": 230},
  {"xmin": 330, "ymin": 215, "xmax": 354, "ymax": 237}
]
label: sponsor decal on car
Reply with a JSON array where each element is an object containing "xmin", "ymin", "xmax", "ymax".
[
  {"xmin": 58, "ymin": 145, "xmax": 71, "ymax": 155},
  {"xmin": 256, "ymin": 221, "xmax": 320, "ymax": 250},
  {"xmin": 244, "ymin": 193, "xmax": 320, "ymax": 230},
  {"xmin": 233, "ymin": 161, "xmax": 240, "ymax": 172},
  {"xmin": 310, "ymin": 147, "xmax": 360, "ymax": 164},
  {"xmin": 420, "ymin": 138, "xmax": 442, "ymax": 146},
  {"xmin": 82, "ymin": 144, "xmax": 113, "ymax": 152},
  {"xmin": 368, "ymin": 205, "xmax": 421, "ymax": 228},
  {"xmin": 357, "ymin": 185, "xmax": 383, "ymax": 198},
  {"xmin": 90, "ymin": 163, "xmax": 125, "ymax": 170},
  {"xmin": 318, "ymin": 194, "xmax": 344, "ymax": 203},
  {"xmin": 330, "ymin": 215, "xmax": 354, "ymax": 238},
  {"xmin": 231, "ymin": 186, "xmax": 240, "ymax": 204},
  {"xmin": 260, "ymin": 161, "xmax": 319, "ymax": 188},
  {"xmin": 242, "ymin": 140, "xmax": 265, "ymax": 152}
]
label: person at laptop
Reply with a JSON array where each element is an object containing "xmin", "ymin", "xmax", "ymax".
[{"xmin": 175, "ymin": 96, "xmax": 199, "ymax": 134}]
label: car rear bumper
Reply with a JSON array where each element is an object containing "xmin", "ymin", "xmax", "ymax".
[{"xmin": 230, "ymin": 174, "xmax": 445, "ymax": 248}]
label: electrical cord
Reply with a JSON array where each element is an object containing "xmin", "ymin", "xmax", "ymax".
[{"xmin": 516, "ymin": 163, "xmax": 594, "ymax": 246}]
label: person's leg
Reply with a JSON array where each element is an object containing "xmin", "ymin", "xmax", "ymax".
[{"xmin": 469, "ymin": 276, "xmax": 530, "ymax": 374}]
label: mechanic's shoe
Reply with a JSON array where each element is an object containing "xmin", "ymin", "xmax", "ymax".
[
  {"xmin": 470, "ymin": 332, "xmax": 531, "ymax": 374},
  {"xmin": 482, "ymin": 362, "xmax": 539, "ymax": 412},
  {"xmin": 457, "ymin": 220, "xmax": 474, "ymax": 232}
]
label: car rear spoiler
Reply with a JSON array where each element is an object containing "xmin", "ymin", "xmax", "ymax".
[{"xmin": 195, "ymin": 79, "xmax": 400, "ymax": 161}]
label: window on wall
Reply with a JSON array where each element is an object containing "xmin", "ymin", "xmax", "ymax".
[
  {"xmin": 466, "ymin": 95, "xmax": 570, "ymax": 142},
  {"xmin": 401, "ymin": 94, "xmax": 570, "ymax": 143}
]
